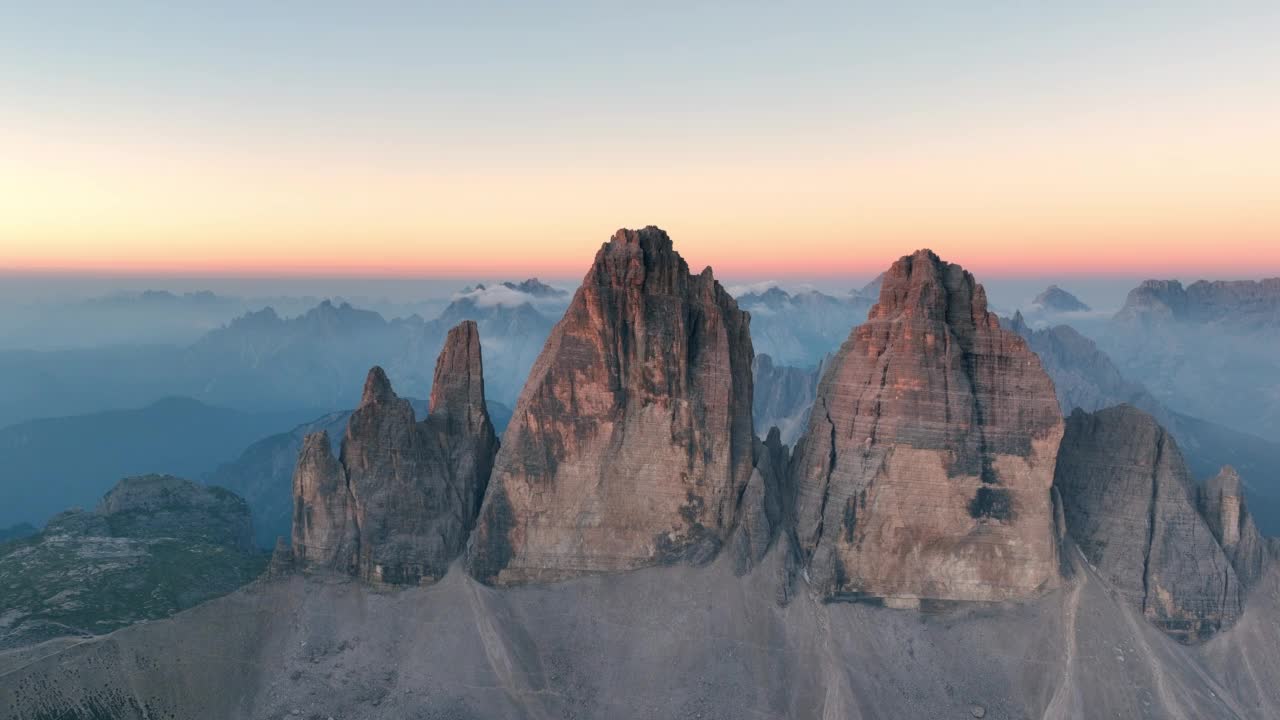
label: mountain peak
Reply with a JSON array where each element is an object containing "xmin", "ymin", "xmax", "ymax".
[
  {"xmin": 790, "ymin": 249, "xmax": 1061, "ymax": 604},
  {"xmin": 428, "ymin": 321, "xmax": 490, "ymax": 434},
  {"xmin": 1033, "ymin": 285, "xmax": 1091, "ymax": 313},
  {"xmin": 500, "ymin": 278, "xmax": 565, "ymax": 298},
  {"xmin": 295, "ymin": 328, "xmax": 498, "ymax": 585},
  {"xmin": 469, "ymin": 226, "xmax": 755, "ymax": 585},
  {"xmin": 360, "ymin": 366, "xmax": 397, "ymax": 408},
  {"xmin": 870, "ymin": 249, "xmax": 993, "ymax": 329}
]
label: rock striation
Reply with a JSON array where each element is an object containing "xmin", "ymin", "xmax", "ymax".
[
  {"xmin": 789, "ymin": 249, "xmax": 1064, "ymax": 605},
  {"xmin": 1198, "ymin": 465, "xmax": 1270, "ymax": 590},
  {"xmin": 468, "ymin": 227, "xmax": 757, "ymax": 585},
  {"xmin": 291, "ymin": 321, "xmax": 499, "ymax": 585},
  {"xmin": 1054, "ymin": 405, "xmax": 1242, "ymax": 642}
]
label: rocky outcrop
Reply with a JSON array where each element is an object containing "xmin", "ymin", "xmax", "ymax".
[
  {"xmin": 468, "ymin": 227, "xmax": 756, "ymax": 585},
  {"xmin": 0, "ymin": 476, "xmax": 263, "ymax": 649},
  {"xmin": 1199, "ymin": 466, "xmax": 1270, "ymax": 590},
  {"xmin": 1054, "ymin": 406, "xmax": 1242, "ymax": 642},
  {"xmin": 99, "ymin": 474, "xmax": 254, "ymax": 550},
  {"xmin": 291, "ymin": 430, "xmax": 356, "ymax": 573},
  {"xmin": 291, "ymin": 321, "xmax": 499, "ymax": 585},
  {"xmin": 790, "ymin": 249, "xmax": 1064, "ymax": 605}
]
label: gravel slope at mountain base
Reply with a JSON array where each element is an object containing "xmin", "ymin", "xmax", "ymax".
[{"xmin": 5, "ymin": 544, "xmax": 1277, "ymax": 720}]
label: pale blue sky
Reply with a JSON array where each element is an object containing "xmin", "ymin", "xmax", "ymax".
[{"xmin": 2, "ymin": 3, "xmax": 1277, "ymax": 277}]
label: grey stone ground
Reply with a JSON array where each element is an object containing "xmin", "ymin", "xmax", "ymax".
[{"xmin": 3, "ymin": 545, "xmax": 1278, "ymax": 719}]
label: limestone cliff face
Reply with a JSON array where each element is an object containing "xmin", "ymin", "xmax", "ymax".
[
  {"xmin": 789, "ymin": 249, "xmax": 1064, "ymax": 605},
  {"xmin": 1199, "ymin": 466, "xmax": 1270, "ymax": 591},
  {"xmin": 290, "ymin": 430, "xmax": 356, "ymax": 574},
  {"xmin": 1055, "ymin": 406, "xmax": 1242, "ymax": 642},
  {"xmin": 728, "ymin": 428, "xmax": 791, "ymax": 577},
  {"xmin": 467, "ymin": 227, "xmax": 756, "ymax": 585},
  {"xmin": 291, "ymin": 321, "xmax": 498, "ymax": 585}
]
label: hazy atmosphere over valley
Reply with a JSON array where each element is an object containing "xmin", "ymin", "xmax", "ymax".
[{"xmin": 2, "ymin": 3, "xmax": 1279, "ymax": 719}]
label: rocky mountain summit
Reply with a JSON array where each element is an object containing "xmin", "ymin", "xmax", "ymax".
[
  {"xmin": 291, "ymin": 321, "xmax": 499, "ymax": 585},
  {"xmin": 1032, "ymin": 284, "xmax": 1091, "ymax": 313},
  {"xmin": 1115, "ymin": 277, "xmax": 1280, "ymax": 330},
  {"xmin": 468, "ymin": 227, "xmax": 759, "ymax": 584},
  {"xmin": 0, "ymin": 475, "xmax": 263, "ymax": 649},
  {"xmin": 789, "ymin": 249, "xmax": 1065, "ymax": 605}
]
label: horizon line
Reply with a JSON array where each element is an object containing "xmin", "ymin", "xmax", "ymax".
[{"xmin": 3, "ymin": 264, "xmax": 1278, "ymax": 282}]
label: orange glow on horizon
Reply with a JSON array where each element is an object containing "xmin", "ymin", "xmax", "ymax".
[{"xmin": 3, "ymin": 92, "xmax": 1278, "ymax": 281}]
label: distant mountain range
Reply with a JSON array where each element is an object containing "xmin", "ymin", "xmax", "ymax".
[
  {"xmin": 734, "ymin": 278, "xmax": 878, "ymax": 367},
  {"xmin": 0, "ymin": 278, "xmax": 569, "ymax": 429},
  {"xmin": 1103, "ymin": 277, "xmax": 1280, "ymax": 440}
]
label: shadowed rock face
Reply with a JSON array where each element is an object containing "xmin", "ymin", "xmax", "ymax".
[
  {"xmin": 790, "ymin": 249, "xmax": 1064, "ymax": 604},
  {"xmin": 728, "ymin": 428, "xmax": 791, "ymax": 579},
  {"xmin": 291, "ymin": 431, "xmax": 356, "ymax": 573},
  {"xmin": 291, "ymin": 321, "xmax": 498, "ymax": 585},
  {"xmin": 467, "ymin": 227, "xmax": 756, "ymax": 585},
  {"xmin": 1055, "ymin": 406, "xmax": 1242, "ymax": 642},
  {"xmin": 752, "ymin": 353, "xmax": 826, "ymax": 445},
  {"xmin": 1199, "ymin": 466, "xmax": 1271, "ymax": 591}
]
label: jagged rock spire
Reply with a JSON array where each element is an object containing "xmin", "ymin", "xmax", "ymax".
[
  {"xmin": 1199, "ymin": 465, "xmax": 1270, "ymax": 590},
  {"xmin": 291, "ymin": 322, "xmax": 499, "ymax": 585},
  {"xmin": 360, "ymin": 365, "xmax": 397, "ymax": 407},
  {"xmin": 429, "ymin": 319, "xmax": 489, "ymax": 436}
]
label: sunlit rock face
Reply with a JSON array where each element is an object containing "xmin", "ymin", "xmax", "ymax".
[
  {"xmin": 467, "ymin": 227, "xmax": 757, "ymax": 585},
  {"xmin": 292, "ymin": 321, "xmax": 498, "ymax": 585},
  {"xmin": 789, "ymin": 249, "xmax": 1065, "ymax": 605},
  {"xmin": 1055, "ymin": 405, "xmax": 1242, "ymax": 642}
]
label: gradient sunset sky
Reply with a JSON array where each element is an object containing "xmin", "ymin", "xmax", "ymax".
[{"xmin": 2, "ymin": 3, "xmax": 1277, "ymax": 279}]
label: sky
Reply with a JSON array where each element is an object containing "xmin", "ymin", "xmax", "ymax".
[{"xmin": 2, "ymin": 2, "xmax": 1278, "ymax": 280}]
